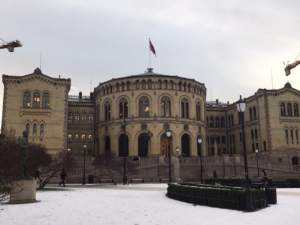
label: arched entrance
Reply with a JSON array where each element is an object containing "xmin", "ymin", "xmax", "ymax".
[
  {"xmin": 119, "ymin": 134, "xmax": 129, "ymax": 157},
  {"xmin": 160, "ymin": 133, "xmax": 173, "ymax": 156},
  {"xmin": 181, "ymin": 134, "xmax": 190, "ymax": 157},
  {"xmin": 104, "ymin": 136, "xmax": 111, "ymax": 154},
  {"xmin": 138, "ymin": 133, "xmax": 150, "ymax": 157}
]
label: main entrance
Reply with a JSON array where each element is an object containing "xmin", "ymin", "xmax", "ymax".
[{"xmin": 160, "ymin": 133, "xmax": 173, "ymax": 156}]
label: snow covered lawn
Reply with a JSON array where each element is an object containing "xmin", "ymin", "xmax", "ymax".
[{"xmin": 1, "ymin": 184, "xmax": 300, "ymax": 225}]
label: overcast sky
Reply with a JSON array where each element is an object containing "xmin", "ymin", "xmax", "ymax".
[{"xmin": 1, "ymin": 0, "xmax": 300, "ymax": 121}]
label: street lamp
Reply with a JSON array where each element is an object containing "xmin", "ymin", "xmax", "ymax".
[
  {"xmin": 255, "ymin": 149, "xmax": 259, "ymax": 177},
  {"xmin": 82, "ymin": 144, "xmax": 87, "ymax": 185},
  {"xmin": 197, "ymin": 137, "xmax": 204, "ymax": 183},
  {"xmin": 166, "ymin": 130, "xmax": 172, "ymax": 183},
  {"xmin": 236, "ymin": 95, "xmax": 250, "ymax": 188}
]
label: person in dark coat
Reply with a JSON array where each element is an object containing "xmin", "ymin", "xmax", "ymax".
[
  {"xmin": 59, "ymin": 168, "xmax": 67, "ymax": 187},
  {"xmin": 35, "ymin": 169, "xmax": 42, "ymax": 184}
]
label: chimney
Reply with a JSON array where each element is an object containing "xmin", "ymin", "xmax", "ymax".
[
  {"xmin": 79, "ymin": 92, "xmax": 82, "ymax": 99},
  {"xmin": 90, "ymin": 92, "xmax": 94, "ymax": 100},
  {"xmin": 216, "ymin": 99, "xmax": 219, "ymax": 105}
]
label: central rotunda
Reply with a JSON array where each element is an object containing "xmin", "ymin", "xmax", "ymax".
[{"xmin": 94, "ymin": 68, "xmax": 207, "ymax": 158}]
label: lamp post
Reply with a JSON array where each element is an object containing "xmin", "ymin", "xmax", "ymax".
[
  {"xmin": 255, "ymin": 149, "xmax": 259, "ymax": 177},
  {"xmin": 197, "ymin": 137, "xmax": 204, "ymax": 183},
  {"xmin": 82, "ymin": 144, "xmax": 87, "ymax": 185},
  {"xmin": 237, "ymin": 95, "xmax": 250, "ymax": 188},
  {"xmin": 166, "ymin": 130, "xmax": 172, "ymax": 183}
]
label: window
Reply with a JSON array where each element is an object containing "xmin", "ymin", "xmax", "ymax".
[
  {"xmin": 142, "ymin": 80, "xmax": 146, "ymax": 89},
  {"xmin": 251, "ymin": 130, "xmax": 254, "ymax": 141},
  {"xmin": 220, "ymin": 117, "xmax": 225, "ymax": 128},
  {"xmin": 209, "ymin": 116, "xmax": 214, "ymax": 128},
  {"xmin": 147, "ymin": 80, "xmax": 152, "ymax": 89},
  {"xmin": 196, "ymin": 102, "xmax": 201, "ymax": 121},
  {"xmin": 292, "ymin": 157, "xmax": 299, "ymax": 165},
  {"xmin": 163, "ymin": 80, "xmax": 168, "ymax": 89},
  {"xmin": 263, "ymin": 141, "xmax": 267, "ymax": 152},
  {"xmin": 287, "ymin": 103, "xmax": 293, "ymax": 116},
  {"xmin": 88, "ymin": 115, "xmax": 93, "ymax": 121},
  {"xmin": 88, "ymin": 134, "xmax": 93, "ymax": 140},
  {"xmin": 139, "ymin": 96, "xmax": 150, "ymax": 117},
  {"xmin": 291, "ymin": 129, "xmax": 294, "ymax": 144},
  {"xmin": 285, "ymin": 129, "xmax": 289, "ymax": 144},
  {"xmin": 42, "ymin": 92, "xmax": 49, "ymax": 108},
  {"xmin": 23, "ymin": 91, "xmax": 31, "ymax": 108},
  {"xmin": 161, "ymin": 96, "xmax": 171, "ymax": 117},
  {"xmin": 81, "ymin": 134, "xmax": 86, "ymax": 140},
  {"xmin": 253, "ymin": 107, "xmax": 257, "ymax": 120},
  {"xmin": 104, "ymin": 101, "xmax": 111, "ymax": 121},
  {"xmin": 136, "ymin": 80, "xmax": 140, "ymax": 89},
  {"xmin": 121, "ymin": 82, "xmax": 125, "ymax": 91},
  {"xmin": 181, "ymin": 98, "xmax": 189, "ymax": 119},
  {"xmin": 255, "ymin": 129, "xmax": 258, "ymax": 140},
  {"xmin": 119, "ymin": 134, "xmax": 129, "ymax": 157},
  {"xmin": 105, "ymin": 136, "xmax": 111, "ymax": 153},
  {"xmin": 215, "ymin": 117, "xmax": 220, "ymax": 128},
  {"xmin": 280, "ymin": 103, "xmax": 286, "ymax": 116},
  {"xmin": 116, "ymin": 83, "xmax": 120, "ymax": 92},
  {"xmin": 158, "ymin": 80, "xmax": 162, "ymax": 89},
  {"xmin": 249, "ymin": 108, "xmax": 253, "ymax": 121},
  {"xmin": 33, "ymin": 123, "xmax": 37, "ymax": 136},
  {"xmin": 40, "ymin": 124, "xmax": 44, "ymax": 137},
  {"xmin": 32, "ymin": 91, "xmax": 40, "ymax": 108},
  {"xmin": 75, "ymin": 134, "xmax": 79, "ymax": 139},
  {"xmin": 294, "ymin": 103, "xmax": 299, "ymax": 117},
  {"xmin": 119, "ymin": 98, "xmax": 128, "ymax": 119},
  {"xmin": 296, "ymin": 130, "xmax": 299, "ymax": 144},
  {"xmin": 126, "ymin": 81, "xmax": 130, "ymax": 90},
  {"xmin": 25, "ymin": 123, "xmax": 30, "ymax": 135},
  {"xmin": 138, "ymin": 133, "xmax": 150, "ymax": 157},
  {"xmin": 181, "ymin": 134, "xmax": 190, "ymax": 157}
]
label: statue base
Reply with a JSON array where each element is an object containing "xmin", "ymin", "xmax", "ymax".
[{"xmin": 9, "ymin": 179, "xmax": 37, "ymax": 204}]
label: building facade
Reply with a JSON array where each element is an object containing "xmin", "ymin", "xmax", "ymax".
[{"xmin": 1, "ymin": 68, "xmax": 300, "ymax": 179}]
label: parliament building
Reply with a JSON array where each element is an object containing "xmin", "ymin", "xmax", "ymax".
[{"xmin": 2, "ymin": 68, "xmax": 300, "ymax": 181}]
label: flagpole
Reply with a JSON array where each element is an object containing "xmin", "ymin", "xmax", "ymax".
[{"xmin": 148, "ymin": 38, "xmax": 151, "ymax": 69}]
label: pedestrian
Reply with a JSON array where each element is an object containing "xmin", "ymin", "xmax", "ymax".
[
  {"xmin": 59, "ymin": 168, "xmax": 67, "ymax": 187},
  {"xmin": 35, "ymin": 169, "xmax": 42, "ymax": 185},
  {"xmin": 262, "ymin": 169, "xmax": 270, "ymax": 187}
]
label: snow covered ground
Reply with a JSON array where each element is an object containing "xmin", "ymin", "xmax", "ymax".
[{"xmin": 1, "ymin": 184, "xmax": 300, "ymax": 225}]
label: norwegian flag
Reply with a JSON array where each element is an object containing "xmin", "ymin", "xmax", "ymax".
[{"xmin": 149, "ymin": 39, "xmax": 156, "ymax": 56}]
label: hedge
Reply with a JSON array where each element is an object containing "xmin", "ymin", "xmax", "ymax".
[{"xmin": 167, "ymin": 183, "xmax": 276, "ymax": 212}]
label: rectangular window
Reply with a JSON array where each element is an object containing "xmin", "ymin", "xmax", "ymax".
[
  {"xmin": 285, "ymin": 129, "xmax": 289, "ymax": 144},
  {"xmin": 296, "ymin": 130, "xmax": 299, "ymax": 144},
  {"xmin": 263, "ymin": 141, "xmax": 267, "ymax": 151},
  {"xmin": 291, "ymin": 130, "xmax": 294, "ymax": 144}
]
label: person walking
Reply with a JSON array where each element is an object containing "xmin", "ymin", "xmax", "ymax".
[{"xmin": 59, "ymin": 168, "xmax": 67, "ymax": 187}]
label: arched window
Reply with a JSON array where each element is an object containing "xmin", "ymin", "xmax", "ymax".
[
  {"xmin": 249, "ymin": 108, "xmax": 253, "ymax": 121},
  {"xmin": 23, "ymin": 91, "xmax": 31, "ymax": 108},
  {"xmin": 181, "ymin": 98, "xmax": 189, "ymax": 119},
  {"xmin": 136, "ymin": 80, "xmax": 140, "ymax": 89},
  {"xmin": 138, "ymin": 133, "xmax": 150, "ymax": 157},
  {"xmin": 294, "ymin": 103, "xmax": 299, "ymax": 117},
  {"xmin": 147, "ymin": 80, "xmax": 152, "ymax": 89},
  {"xmin": 42, "ymin": 92, "xmax": 49, "ymax": 108},
  {"xmin": 181, "ymin": 134, "xmax": 190, "ymax": 157},
  {"xmin": 33, "ymin": 123, "xmax": 37, "ymax": 136},
  {"xmin": 196, "ymin": 102, "xmax": 201, "ymax": 121},
  {"xmin": 158, "ymin": 80, "xmax": 162, "ymax": 89},
  {"xmin": 170, "ymin": 80, "xmax": 174, "ymax": 90},
  {"xmin": 287, "ymin": 103, "xmax": 292, "ymax": 116},
  {"xmin": 121, "ymin": 82, "xmax": 125, "ymax": 91},
  {"xmin": 253, "ymin": 107, "xmax": 257, "ymax": 120},
  {"xmin": 142, "ymin": 80, "xmax": 146, "ymax": 89},
  {"xmin": 280, "ymin": 103, "xmax": 286, "ymax": 116},
  {"xmin": 119, "ymin": 98, "xmax": 128, "ymax": 119},
  {"xmin": 40, "ymin": 124, "xmax": 44, "ymax": 137},
  {"xmin": 161, "ymin": 96, "xmax": 171, "ymax": 117},
  {"xmin": 118, "ymin": 134, "xmax": 129, "ymax": 157},
  {"xmin": 32, "ymin": 91, "xmax": 40, "ymax": 108},
  {"xmin": 178, "ymin": 81, "xmax": 182, "ymax": 91},
  {"xmin": 163, "ymin": 80, "xmax": 168, "ymax": 89},
  {"xmin": 183, "ymin": 82, "xmax": 186, "ymax": 91},
  {"xmin": 104, "ymin": 101, "xmax": 111, "ymax": 121},
  {"xmin": 25, "ymin": 123, "xmax": 30, "ymax": 135},
  {"xmin": 126, "ymin": 81, "xmax": 130, "ymax": 91},
  {"xmin": 105, "ymin": 136, "xmax": 111, "ymax": 153},
  {"xmin": 139, "ymin": 96, "xmax": 150, "ymax": 117},
  {"xmin": 187, "ymin": 83, "xmax": 191, "ymax": 92}
]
